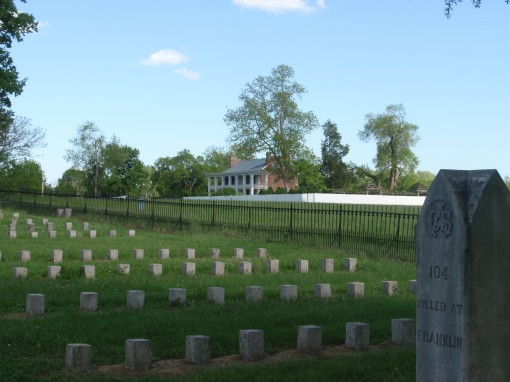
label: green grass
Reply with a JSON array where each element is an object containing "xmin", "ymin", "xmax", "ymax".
[{"xmin": 0, "ymin": 207, "xmax": 416, "ymax": 381}]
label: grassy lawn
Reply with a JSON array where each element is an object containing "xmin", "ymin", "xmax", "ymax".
[{"xmin": 0, "ymin": 208, "xmax": 416, "ymax": 381}]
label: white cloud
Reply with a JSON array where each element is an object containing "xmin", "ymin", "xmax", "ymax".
[
  {"xmin": 140, "ymin": 49, "xmax": 188, "ymax": 66},
  {"xmin": 232, "ymin": 0, "xmax": 325, "ymax": 13},
  {"xmin": 175, "ymin": 67, "xmax": 200, "ymax": 80},
  {"xmin": 37, "ymin": 21, "xmax": 51, "ymax": 29}
]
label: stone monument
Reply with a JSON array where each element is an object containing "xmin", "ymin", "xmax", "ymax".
[{"xmin": 415, "ymin": 170, "xmax": 510, "ymax": 382}]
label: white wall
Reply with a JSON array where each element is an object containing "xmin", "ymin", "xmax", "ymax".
[{"xmin": 186, "ymin": 193, "xmax": 425, "ymax": 206}]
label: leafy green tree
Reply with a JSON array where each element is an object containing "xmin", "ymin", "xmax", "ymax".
[
  {"xmin": 64, "ymin": 121, "xmax": 105, "ymax": 197},
  {"xmin": 54, "ymin": 168, "xmax": 86, "ymax": 195},
  {"xmin": 152, "ymin": 150, "xmax": 207, "ymax": 197},
  {"xmin": 0, "ymin": 0, "xmax": 37, "ymax": 110},
  {"xmin": 445, "ymin": 0, "xmax": 508, "ymax": 18},
  {"xmin": 358, "ymin": 104, "xmax": 419, "ymax": 191},
  {"xmin": 100, "ymin": 138, "xmax": 148, "ymax": 197},
  {"xmin": 225, "ymin": 64, "xmax": 319, "ymax": 191},
  {"xmin": 202, "ymin": 146, "xmax": 232, "ymax": 173},
  {"xmin": 0, "ymin": 1, "xmax": 40, "ymax": 164},
  {"xmin": 0, "ymin": 159, "xmax": 42, "ymax": 192},
  {"xmin": 294, "ymin": 148, "xmax": 326, "ymax": 193},
  {"xmin": 320, "ymin": 120, "xmax": 351, "ymax": 190}
]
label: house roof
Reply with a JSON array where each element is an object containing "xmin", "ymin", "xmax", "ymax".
[
  {"xmin": 222, "ymin": 158, "xmax": 266, "ymax": 174},
  {"xmin": 207, "ymin": 158, "xmax": 267, "ymax": 177}
]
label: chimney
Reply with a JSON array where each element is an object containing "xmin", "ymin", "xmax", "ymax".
[{"xmin": 230, "ymin": 156, "xmax": 241, "ymax": 168}]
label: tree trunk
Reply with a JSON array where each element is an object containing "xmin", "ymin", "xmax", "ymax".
[{"xmin": 389, "ymin": 167, "xmax": 398, "ymax": 191}]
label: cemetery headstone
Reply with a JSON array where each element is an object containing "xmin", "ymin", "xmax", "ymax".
[
  {"xmin": 47, "ymin": 266, "xmax": 61, "ymax": 279},
  {"xmin": 256, "ymin": 248, "xmax": 267, "ymax": 258},
  {"xmin": 239, "ymin": 330, "xmax": 265, "ymax": 361},
  {"xmin": 321, "ymin": 258, "xmax": 334, "ymax": 273},
  {"xmin": 344, "ymin": 257, "xmax": 357, "ymax": 272},
  {"xmin": 106, "ymin": 249, "xmax": 118, "ymax": 261},
  {"xmin": 296, "ymin": 259, "xmax": 309, "ymax": 273},
  {"xmin": 80, "ymin": 292, "xmax": 98, "ymax": 312},
  {"xmin": 125, "ymin": 339, "xmax": 151, "ymax": 371},
  {"xmin": 127, "ymin": 290, "xmax": 144, "ymax": 309},
  {"xmin": 280, "ymin": 285, "xmax": 298, "ymax": 301},
  {"xmin": 209, "ymin": 248, "xmax": 220, "ymax": 259},
  {"xmin": 207, "ymin": 287, "xmax": 225, "ymax": 305},
  {"xmin": 80, "ymin": 250, "xmax": 92, "ymax": 261},
  {"xmin": 315, "ymin": 283, "xmax": 331, "ymax": 299},
  {"xmin": 232, "ymin": 247, "xmax": 244, "ymax": 259},
  {"xmin": 133, "ymin": 249, "xmax": 144, "ymax": 260},
  {"xmin": 158, "ymin": 248, "xmax": 170, "ymax": 259},
  {"xmin": 117, "ymin": 264, "xmax": 130, "ymax": 275},
  {"xmin": 297, "ymin": 325, "xmax": 322, "ymax": 355},
  {"xmin": 391, "ymin": 318, "xmax": 415, "ymax": 347},
  {"xmin": 345, "ymin": 322, "xmax": 370, "ymax": 351},
  {"xmin": 246, "ymin": 286, "xmax": 263, "ymax": 303},
  {"xmin": 211, "ymin": 261, "xmax": 225, "ymax": 276},
  {"xmin": 238, "ymin": 261, "xmax": 252, "ymax": 275},
  {"xmin": 266, "ymin": 259, "xmax": 279, "ymax": 274},
  {"xmin": 148, "ymin": 263, "xmax": 162, "ymax": 276},
  {"xmin": 182, "ymin": 262, "xmax": 195, "ymax": 276},
  {"xmin": 381, "ymin": 281, "xmax": 398, "ymax": 296},
  {"xmin": 185, "ymin": 335, "xmax": 210, "ymax": 365},
  {"xmin": 415, "ymin": 170, "xmax": 510, "ymax": 382},
  {"xmin": 184, "ymin": 248, "xmax": 195, "ymax": 259},
  {"xmin": 13, "ymin": 267, "xmax": 27, "ymax": 279},
  {"xmin": 347, "ymin": 282, "xmax": 365, "ymax": 298},
  {"xmin": 26, "ymin": 294, "xmax": 45, "ymax": 315},
  {"xmin": 66, "ymin": 343, "xmax": 92, "ymax": 372},
  {"xmin": 168, "ymin": 288, "xmax": 186, "ymax": 305}
]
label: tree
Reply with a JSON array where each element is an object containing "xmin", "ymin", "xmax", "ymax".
[
  {"xmin": 0, "ymin": 159, "xmax": 43, "ymax": 192},
  {"xmin": 202, "ymin": 146, "xmax": 232, "ymax": 173},
  {"xmin": 0, "ymin": 0, "xmax": 37, "ymax": 110},
  {"xmin": 152, "ymin": 150, "xmax": 207, "ymax": 197},
  {"xmin": 320, "ymin": 120, "xmax": 351, "ymax": 190},
  {"xmin": 445, "ymin": 0, "xmax": 509, "ymax": 18},
  {"xmin": 54, "ymin": 168, "xmax": 86, "ymax": 195},
  {"xmin": 225, "ymin": 64, "xmax": 319, "ymax": 191},
  {"xmin": 358, "ymin": 104, "xmax": 419, "ymax": 191},
  {"xmin": 64, "ymin": 121, "xmax": 105, "ymax": 197},
  {"xmin": 0, "ymin": 115, "xmax": 45, "ymax": 164},
  {"xmin": 101, "ymin": 139, "xmax": 148, "ymax": 197},
  {"xmin": 294, "ymin": 148, "xmax": 326, "ymax": 193}
]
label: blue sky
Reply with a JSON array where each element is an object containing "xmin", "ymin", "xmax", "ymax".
[{"xmin": 10, "ymin": 0, "xmax": 510, "ymax": 184}]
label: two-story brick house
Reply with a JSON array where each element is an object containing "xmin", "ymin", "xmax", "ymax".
[{"xmin": 206, "ymin": 154, "xmax": 298, "ymax": 196}]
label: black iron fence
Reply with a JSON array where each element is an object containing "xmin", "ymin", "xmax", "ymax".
[{"xmin": 0, "ymin": 190, "xmax": 421, "ymax": 260}]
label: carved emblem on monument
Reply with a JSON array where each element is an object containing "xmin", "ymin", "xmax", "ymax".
[{"xmin": 427, "ymin": 199, "xmax": 453, "ymax": 238}]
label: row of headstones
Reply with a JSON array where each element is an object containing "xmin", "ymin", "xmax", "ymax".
[
  {"xmin": 23, "ymin": 281, "xmax": 412, "ymax": 314},
  {"xmin": 11, "ymin": 257, "xmax": 362, "ymax": 280},
  {"xmin": 66, "ymin": 319, "xmax": 416, "ymax": 372},
  {"xmin": 7, "ymin": 223, "xmax": 136, "ymax": 239}
]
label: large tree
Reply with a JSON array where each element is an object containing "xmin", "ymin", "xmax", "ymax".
[
  {"xmin": 64, "ymin": 121, "xmax": 105, "ymax": 197},
  {"xmin": 152, "ymin": 150, "xmax": 207, "ymax": 197},
  {"xmin": 358, "ymin": 104, "xmax": 419, "ymax": 191},
  {"xmin": 445, "ymin": 0, "xmax": 509, "ymax": 18},
  {"xmin": 320, "ymin": 120, "xmax": 351, "ymax": 190},
  {"xmin": 224, "ymin": 64, "xmax": 319, "ymax": 191},
  {"xmin": 0, "ymin": 0, "xmax": 37, "ymax": 110},
  {"xmin": 54, "ymin": 168, "xmax": 86, "ymax": 195},
  {"xmin": 100, "ymin": 138, "xmax": 148, "ymax": 197},
  {"xmin": 0, "ymin": 2, "xmax": 42, "ymax": 165},
  {"xmin": 0, "ymin": 159, "xmax": 43, "ymax": 192}
]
